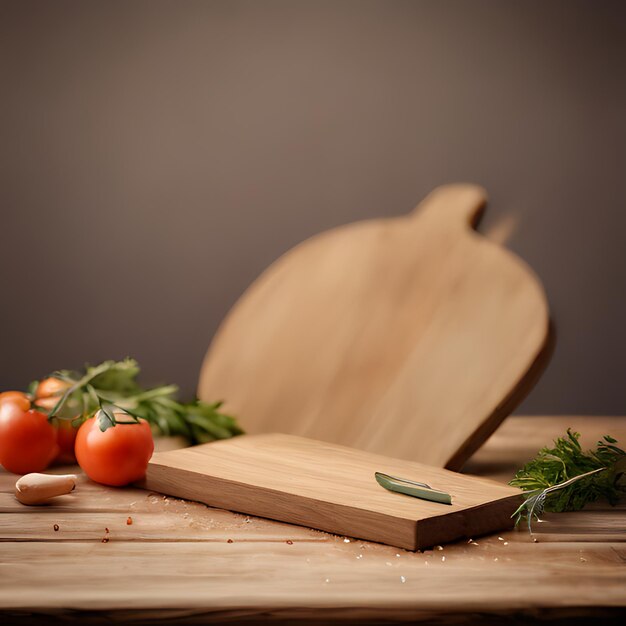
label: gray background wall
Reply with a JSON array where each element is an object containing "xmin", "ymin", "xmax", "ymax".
[{"xmin": 1, "ymin": 0, "xmax": 624, "ymax": 413}]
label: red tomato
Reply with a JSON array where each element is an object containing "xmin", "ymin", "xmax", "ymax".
[
  {"xmin": 33, "ymin": 396, "xmax": 57, "ymax": 411},
  {"xmin": 35, "ymin": 379, "xmax": 79, "ymax": 464},
  {"xmin": 53, "ymin": 418, "xmax": 79, "ymax": 464},
  {"xmin": 75, "ymin": 414, "xmax": 154, "ymax": 486},
  {"xmin": 0, "ymin": 391, "xmax": 31, "ymax": 411},
  {"xmin": 36, "ymin": 395, "xmax": 80, "ymax": 463},
  {"xmin": 0, "ymin": 398, "xmax": 59, "ymax": 474},
  {"xmin": 35, "ymin": 377, "xmax": 70, "ymax": 400}
]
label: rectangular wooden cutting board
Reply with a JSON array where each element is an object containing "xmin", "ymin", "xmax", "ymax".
[{"xmin": 143, "ymin": 433, "xmax": 522, "ymax": 550}]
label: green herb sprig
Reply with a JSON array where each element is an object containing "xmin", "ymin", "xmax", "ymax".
[
  {"xmin": 34, "ymin": 358, "xmax": 244, "ymax": 443},
  {"xmin": 510, "ymin": 429, "xmax": 626, "ymax": 533}
]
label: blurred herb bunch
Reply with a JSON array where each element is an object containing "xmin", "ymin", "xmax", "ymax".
[{"xmin": 33, "ymin": 358, "xmax": 243, "ymax": 443}]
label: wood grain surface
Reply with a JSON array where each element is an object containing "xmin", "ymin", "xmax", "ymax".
[
  {"xmin": 198, "ymin": 184, "xmax": 550, "ymax": 470},
  {"xmin": 0, "ymin": 416, "xmax": 624, "ymax": 624},
  {"xmin": 143, "ymin": 433, "xmax": 521, "ymax": 551}
]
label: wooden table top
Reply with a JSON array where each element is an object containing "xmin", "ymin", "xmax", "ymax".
[{"xmin": 1, "ymin": 416, "xmax": 624, "ymax": 624}]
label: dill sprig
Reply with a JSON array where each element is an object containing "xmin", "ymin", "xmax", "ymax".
[{"xmin": 510, "ymin": 429, "xmax": 626, "ymax": 533}]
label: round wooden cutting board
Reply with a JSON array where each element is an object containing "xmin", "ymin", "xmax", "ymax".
[{"xmin": 198, "ymin": 184, "xmax": 550, "ymax": 470}]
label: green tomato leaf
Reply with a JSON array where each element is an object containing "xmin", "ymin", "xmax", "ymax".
[{"xmin": 98, "ymin": 404, "xmax": 117, "ymax": 432}]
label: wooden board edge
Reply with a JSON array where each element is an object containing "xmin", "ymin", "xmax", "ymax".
[
  {"xmin": 437, "ymin": 188, "xmax": 553, "ymax": 471},
  {"xmin": 143, "ymin": 462, "xmax": 418, "ymax": 551},
  {"xmin": 415, "ymin": 492, "xmax": 523, "ymax": 550},
  {"xmin": 446, "ymin": 317, "xmax": 555, "ymax": 472}
]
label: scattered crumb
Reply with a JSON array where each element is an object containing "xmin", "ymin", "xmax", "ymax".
[
  {"xmin": 467, "ymin": 538, "xmax": 474, "ymax": 544},
  {"xmin": 53, "ymin": 524, "xmax": 59, "ymax": 532},
  {"xmin": 286, "ymin": 540, "xmax": 293, "ymax": 545},
  {"xmin": 102, "ymin": 537, "xmax": 109, "ymax": 543},
  {"xmin": 400, "ymin": 575, "xmax": 406, "ymax": 583},
  {"xmin": 470, "ymin": 541, "xmax": 479, "ymax": 546},
  {"xmin": 343, "ymin": 538, "xmax": 350, "ymax": 543},
  {"xmin": 580, "ymin": 557, "xmax": 587, "ymax": 562},
  {"xmin": 126, "ymin": 517, "xmax": 133, "ymax": 525},
  {"xmin": 227, "ymin": 539, "xmax": 233, "ymax": 543},
  {"xmin": 441, "ymin": 556, "xmax": 446, "ymax": 562},
  {"xmin": 105, "ymin": 527, "xmax": 110, "ymax": 534},
  {"xmin": 498, "ymin": 537, "xmax": 504, "ymax": 541},
  {"xmin": 435, "ymin": 545, "xmax": 443, "ymax": 551},
  {"xmin": 493, "ymin": 557, "xmax": 498, "ymax": 561},
  {"xmin": 533, "ymin": 537, "xmax": 538, "ymax": 543}
]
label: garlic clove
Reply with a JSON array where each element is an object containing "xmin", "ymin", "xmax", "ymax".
[{"xmin": 15, "ymin": 473, "xmax": 77, "ymax": 505}]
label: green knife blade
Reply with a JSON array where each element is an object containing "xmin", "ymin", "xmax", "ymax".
[{"xmin": 375, "ymin": 472, "xmax": 452, "ymax": 505}]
